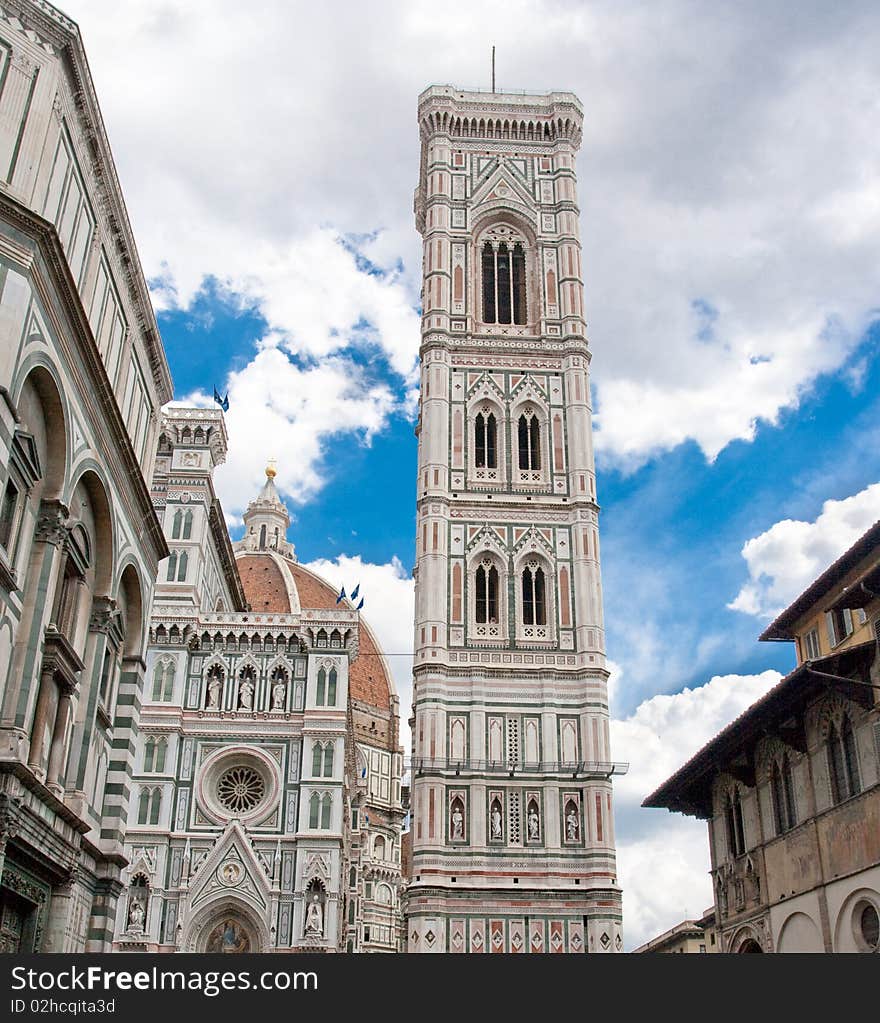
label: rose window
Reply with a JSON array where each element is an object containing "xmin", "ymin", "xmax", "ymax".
[{"xmin": 217, "ymin": 766, "xmax": 265, "ymax": 813}]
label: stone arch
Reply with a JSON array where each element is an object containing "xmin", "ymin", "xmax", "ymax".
[
  {"xmin": 777, "ymin": 910, "xmax": 823, "ymax": 952},
  {"xmin": 184, "ymin": 897, "xmax": 271, "ymax": 953},
  {"xmin": 116, "ymin": 562, "xmax": 144, "ymax": 659},
  {"xmin": 67, "ymin": 466, "xmax": 114, "ymax": 596},
  {"xmin": 832, "ymin": 885, "xmax": 880, "ymax": 952},
  {"xmin": 14, "ymin": 361, "xmax": 67, "ymax": 500},
  {"xmin": 728, "ymin": 924, "xmax": 765, "ymax": 953}
]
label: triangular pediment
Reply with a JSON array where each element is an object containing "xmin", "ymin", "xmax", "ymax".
[
  {"xmin": 466, "ymin": 524, "xmax": 508, "ymax": 555},
  {"xmin": 510, "ymin": 373, "xmax": 548, "ymax": 405},
  {"xmin": 470, "ymin": 163, "xmax": 536, "ymax": 214},
  {"xmin": 466, "ymin": 371, "xmax": 505, "ymax": 403},
  {"xmin": 187, "ymin": 821, "xmax": 272, "ymax": 912}
]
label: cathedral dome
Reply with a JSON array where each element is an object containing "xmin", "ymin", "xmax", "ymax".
[{"xmin": 233, "ymin": 471, "xmax": 394, "ymax": 712}]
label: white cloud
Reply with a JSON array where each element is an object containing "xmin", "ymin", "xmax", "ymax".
[
  {"xmin": 63, "ymin": 0, "xmax": 880, "ymax": 468},
  {"xmin": 301, "ymin": 554, "xmax": 415, "ymax": 752},
  {"xmin": 611, "ymin": 669, "xmax": 782, "ymax": 949},
  {"xmin": 179, "ymin": 343, "xmax": 397, "ymax": 513},
  {"xmin": 729, "ymin": 482, "xmax": 880, "ymax": 618}
]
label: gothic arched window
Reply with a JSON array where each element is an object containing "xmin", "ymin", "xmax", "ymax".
[
  {"xmin": 177, "ymin": 551, "xmax": 187, "ymax": 581},
  {"xmin": 771, "ymin": 755, "xmax": 797, "ymax": 834},
  {"xmin": 309, "ymin": 791, "xmax": 320, "ymax": 829},
  {"xmin": 259, "ymin": 524, "xmax": 267, "ymax": 550},
  {"xmin": 312, "ymin": 742, "xmax": 323, "ymax": 778},
  {"xmin": 521, "ymin": 565, "xmax": 546, "ymax": 626},
  {"xmin": 475, "ymin": 563, "xmax": 499, "ymax": 624},
  {"xmin": 327, "ymin": 667, "xmax": 338, "ymax": 706},
  {"xmin": 321, "ymin": 793, "xmax": 332, "ymax": 829},
  {"xmin": 518, "ymin": 412, "xmax": 541, "ymax": 470},
  {"xmin": 316, "ymin": 667, "xmax": 326, "ymax": 705},
  {"xmin": 474, "ymin": 411, "xmax": 497, "ymax": 469},
  {"xmin": 481, "ymin": 240, "xmax": 527, "ymax": 325},
  {"xmin": 725, "ymin": 790, "xmax": 745, "ymax": 857},
  {"xmin": 828, "ymin": 716, "xmax": 861, "ymax": 804},
  {"xmin": 166, "ymin": 552, "xmax": 177, "ymax": 582},
  {"xmin": 323, "ymin": 744, "xmax": 334, "ymax": 777},
  {"xmin": 182, "ymin": 510, "xmax": 193, "ymax": 540},
  {"xmin": 171, "ymin": 510, "xmax": 182, "ymax": 539}
]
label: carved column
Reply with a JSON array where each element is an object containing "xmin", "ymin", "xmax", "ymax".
[
  {"xmin": 26, "ymin": 666, "xmax": 58, "ymax": 780},
  {"xmin": 46, "ymin": 685, "xmax": 73, "ymax": 794}
]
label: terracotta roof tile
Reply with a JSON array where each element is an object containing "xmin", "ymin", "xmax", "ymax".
[{"xmin": 236, "ymin": 553, "xmax": 393, "ymax": 712}]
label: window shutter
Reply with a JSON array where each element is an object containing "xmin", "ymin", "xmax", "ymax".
[{"xmin": 825, "ymin": 612, "xmax": 836, "ymax": 648}]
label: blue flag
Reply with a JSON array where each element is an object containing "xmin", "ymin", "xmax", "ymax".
[
  {"xmin": 335, "ymin": 586, "xmax": 346, "ymax": 605},
  {"xmin": 356, "ymin": 597, "xmax": 364, "ymax": 611},
  {"xmin": 212, "ymin": 386, "xmax": 229, "ymax": 412},
  {"xmin": 350, "ymin": 583, "xmax": 360, "ymax": 601}
]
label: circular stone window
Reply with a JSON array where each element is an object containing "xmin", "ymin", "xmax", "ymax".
[
  {"xmin": 218, "ymin": 766, "xmax": 265, "ymax": 814},
  {"xmin": 196, "ymin": 746, "xmax": 280, "ymax": 825},
  {"xmin": 856, "ymin": 901, "xmax": 880, "ymax": 952}
]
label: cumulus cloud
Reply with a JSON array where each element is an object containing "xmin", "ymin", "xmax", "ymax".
[
  {"xmin": 65, "ymin": 0, "xmax": 880, "ymax": 468},
  {"xmin": 729, "ymin": 482, "xmax": 880, "ymax": 618},
  {"xmin": 611, "ymin": 668, "xmax": 782, "ymax": 949}
]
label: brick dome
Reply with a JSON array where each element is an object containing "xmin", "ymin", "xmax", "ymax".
[{"xmin": 235, "ymin": 551, "xmax": 393, "ymax": 711}]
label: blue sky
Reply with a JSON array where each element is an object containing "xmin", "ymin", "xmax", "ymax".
[{"xmin": 68, "ymin": 0, "xmax": 880, "ymax": 948}]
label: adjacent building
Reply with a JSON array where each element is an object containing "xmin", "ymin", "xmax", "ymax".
[
  {"xmin": 644, "ymin": 521, "xmax": 880, "ymax": 953},
  {"xmin": 0, "ymin": 0, "xmax": 171, "ymax": 951},
  {"xmin": 631, "ymin": 908, "xmax": 717, "ymax": 954},
  {"xmin": 404, "ymin": 86, "xmax": 625, "ymax": 954},
  {"xmin": 113, "ymin": 409, "xmax": 405, "ymax": 953}
]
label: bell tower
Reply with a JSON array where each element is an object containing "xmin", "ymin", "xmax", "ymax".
[{"xmin": 405, "ymin": 86, "xmax": 625, "ymax": 954}]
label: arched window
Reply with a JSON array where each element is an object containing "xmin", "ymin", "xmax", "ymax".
[
  {"xmin": 149, "ymin": 788, "xmax": 162, "ymax": 825},
  {"xmin": 474, "ymin": 411, "xmax": 497, "ymax": 469},
  {"xmin": 321, "ymin": 793, "xmax": 332, "ymax": 829},
  {"xmin": 518, "ymin": 412, "xmax": 541, "ymax": 470},
  {"xmin": 323, "ymin": 744, "xmax": 334, "ymax": 777},
  {"xmin": 309, "ymin": 791, "xmax": 321, "ymax": 829},
  {"xmin": 725, "ymin": 790, "xmax": 745, "ymax": 856},
  {"xmin": 155, "ymin": 736, "xmax": 167, "ymax": 773},
  {"xmin": 182, "ymin": 510, "xmax": 193, "ymax": 540},
  {"xmin": 772, "ymin": 754, "xmax": 798, "ymax": 834},
  {"xmin": 144, "ymin": 737, "xmax": 156, "ymax": 773},
  {"xmin": 828, "ymin": 717, "xmax": 861, "ymax": 804},
  {"xmin": 259, "ymin": 524, "xmax": 267, "ymax": 550},
  {"xmin": 475, "ymin": 562, "xmax": 499, "ymax": 624},
  {"xmin": 171, "ymin": 510, "xmax": 182, "ymax": 539},
  {"xmin": 327, "ymin": 668, "xmax": 338, "ymax": 706},
  {"xmin": 137, "ymin": 787, "xmax": 150, "ymax": 824},
  {"xmin": 481, "ymin": 240, "xmax": 527, "ymax": 325},
  {"xmin": 312, "ymin": 742, "xmax": 323, "ymax": 777},
  {"xmin": 166, "ymin": 552, "xmax": 177, "ymax": 582},
  {"xmin": 521, "ymin": 564, "xmax": 546, "ymax": 625},
  {"xmin": 177, "ymin": 551, "xmax": 187, "ymax": 581},
  {"xmin": 316, "ymin": 667, "xmax": 326, "ymax": 705}
]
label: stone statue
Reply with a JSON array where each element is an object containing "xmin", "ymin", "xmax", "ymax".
[
  {"xmin": 451, "ymin": 805, "xmax": 464, "ymax": 840},
  {"xmin": 238, "ymin": 678, "xmax": 254, "ymax": 710},
  {"xmin": 127, "ymin": 899, "xmax": 145, "ymax": 932},
  {"xmin": 528, "ymin": 805, "xmax": 539, "ymax": 839},
  {"xmin": 490, "ymin": 805, "xmax": 502, "ymax": 839},
  {"xmin": 271, "ymin": 680, "xmax": 286, "ymax": 710},
  {"xmin": 207, "ymin": 674, "xmax": 222, "ymax": 709},
  {"xmin": 305, "ymin": 893, "xmax": 323, "ymax": 935},
  {"xmin": 566, "ymin": 806, "xmax": 579, "ymax": 841}
]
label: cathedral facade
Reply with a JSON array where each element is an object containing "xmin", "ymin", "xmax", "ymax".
[
  {"xmin": 112, "ymin": 408, "xmax": 405, "ymax": 953},
  {"xmin": 404, "ymin": 87, "xmax": 625, "ymax": 953}
]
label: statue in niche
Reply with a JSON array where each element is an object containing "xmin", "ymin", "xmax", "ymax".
[
  {"xmin": 566, "ymin": 804, "xmax": 580, "ymax": 842},
  {"xmin": 271, "ymin": 679, "xmax": 286, "ymax": 710},
  {"xmin": 451, "ymin": 802, "xmax": 464, "ymax": 840},
  {"xmin": 305, "ymin": 893, "xmax": 323, "ymax": 935},
  {"xmin": 238, "ymin": 678, "xmax": 254, "ymax": 710},
  {"xmin": 207, "ymin": 673, "xmax": 222, "ymax": 709},
  {"xmin": 528, "ymin": 803, "xmax": 540, "ymax": 840},
  {"xmin": 490, "ymin": 802, "xmax": 503, "ymax": 839},
  {"xmin": 127, "ymin": 899, "xmax": 145, "ymax": 932}
]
